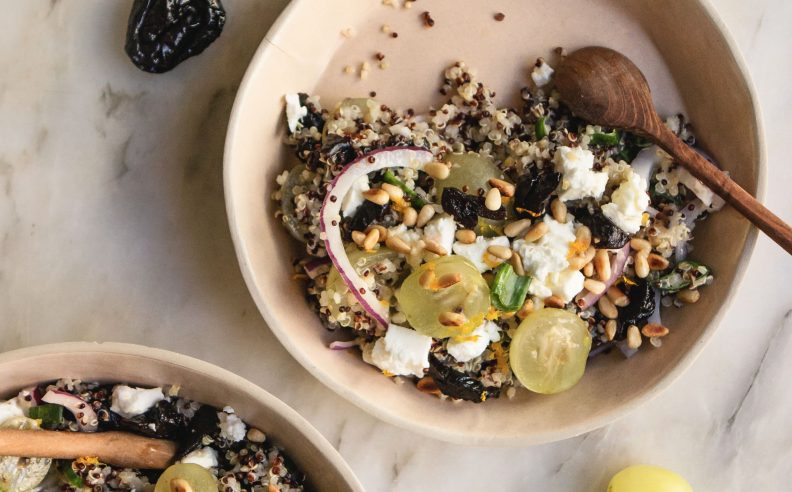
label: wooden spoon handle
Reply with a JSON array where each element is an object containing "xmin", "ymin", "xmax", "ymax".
[
  {"xmin": 0, "ymin": 429, "xmax": 177, "ymax": 469},
  {"xmin": 653, "ymin": 123, "xmax": 792, "ymax": 254}
]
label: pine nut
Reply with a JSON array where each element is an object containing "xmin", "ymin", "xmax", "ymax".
[
  {"xmin": 416, "ymin": 204, "xmax": 435, "ymax": 228},
  {"xmin": 630, "ymin": 237, "xmax": 651, "ymax": 252},
  {"xmin": 504, "ymin": 219, "xmax": 532, "ymax": 237},
  {"xmin": 171, "ymin": 478, "xmax": 194, "ymax": 492},
  {"xmin": 575, "ymin": 225, "xmax": 592, "ymax": 251},
  {"xmin": 583, "ymin": 278, "xmax": 606, "ymax": 295},
  {"xmin": 517, "ymin": 298, "xmax": 534, "ymax": 319},
  {"xmin": 439, "ymin": 311, "xmax": 466, "ymax": 326},
  {"xmin": 385, "ymin": 235, "xmax": 411, "ymax": 254},
  {"xmin": 424, "ymin": 239, "xmax": 448, "ymax": 256},
  {"xmin": 594, "ymin": 249, "xmax": 611, "ymax": 281},
  {"xmin": 484, "ymin": 188, "xmax": 502, "ymax": 211},
  {"xmin": 424, "ymin": 162, "xmax": 450, "ymax": 180},
  {"xmin": 351, "ymin": 230, "xmax": 366, "ymax": 247},
  {"xmin": 568, "ymin": 246, "xmax": 596, "ymax": 271},
  {"xmin": 366, "ymin": 224, "xmax": 388, "ymax": 242},
  {"xmin": 605, "ymin": 320, "xmax": 617, "ymax": 341},
  {"xmin": 402, "ymin": 206, "xmax": 417, "ymax": 227},
  {"xmin": 419, "ymin": 270, "xmax": 436, "ymax": 289},
  {"xmin": 545, "ymin": 295, "xmax": 566, "ymax": 308},
  {"xmin": 363, "ymin": 228, "xmax": 380, "ymax": 250},
  {"xmin": 641, "ymin": 323, "xmax": 669, "ymax": 338},
  {"xmin": 523, "ymin": 221, "xmax": 549, "ymax": 242},
  {"xmin": 627, "ymin": 324, "xmax": 642, "ymax": 349},
  {"xmin": 246, "ymin": 428, "xmax": 266, "ymax": 443},
  {"xmin": 635, "ymin": 252, "xmax": 650, "ymax": 278},
  {"xmin": 487, "ymin": 245, "xmax": 512, "ymax": 260},
  {"xmin": 436, "ymin": 273, "xmax": 462, "ymax": 289},
  {"xmin": 381, "ymin": 182, "xmax": 404, "ymax": 201},
  {"xmin": 510, "ymin": 250, "xmax": 525, "ymax": 276},
  {"xmin": 598, "ymin": 295, "xmax": 618, "ymax": 319},
  {"xmin": 606, "ymin": 286, "xmax": 630, "ymax": 307},
  {"xmin": 455, "ymin": 229, "xmax": 476, "ymax": 244},
  {"xmin": 362, "ymin": 188, "xmax": 390, "ymax": 206},
  {"xmin": 582, "ymin": 262, "xmax": 594, "ymax": 277},
  {"xmin": 550, "ymin": 198, "xmax": 567, "ymax": 223},
  {"xmin": 647, "ymin": 253, "xmax": 670, "ymax": 271},
  {"xmin": 676, "ymin": 288, "xmax": 700, "ymax": 304},
  {"xmin": 416, "ymin": 376, "xmax": 441, "ymax": 395},
  {"xmin": 488, "ymin": 178, "xmax": 515, "ymax": 197}
]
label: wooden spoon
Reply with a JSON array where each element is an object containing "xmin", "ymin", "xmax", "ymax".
[
  {"xmin": 554, "ymin": 46, "xmax": 792, "ymax": 254},
  {"xmin": 0, "ymin": 429, "xmax": 177, "ymax": 469}
]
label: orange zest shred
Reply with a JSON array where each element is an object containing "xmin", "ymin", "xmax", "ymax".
[{"xmin": 491, "ymin": 342, "xmax": 510, "ymax": 374}]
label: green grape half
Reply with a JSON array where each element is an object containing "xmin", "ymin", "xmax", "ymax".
[
  {"xmin": 155, "ymin": 463, "xmax": 217, "ymax": 492},
  {"xmin": 436, "ymin": 151, "xmax": 504, "ymax": 200}
]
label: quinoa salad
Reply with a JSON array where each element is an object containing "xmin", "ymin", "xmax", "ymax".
[
  {"xmin": 0, "ymin": 380, "xmax": 305, "ymax": 491},
  {"xmin": 274, "ymin": 54, "xmax": 722, "ymax": 402}
]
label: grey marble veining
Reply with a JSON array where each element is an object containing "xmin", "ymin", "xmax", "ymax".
[{"xmin": 0, "ymin": 1, "xmax": 790, "ymax": 491}]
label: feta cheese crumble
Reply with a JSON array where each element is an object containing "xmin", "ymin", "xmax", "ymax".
[
  {"xmin": 284, "ymin": 93, "xmax": 308, "ymax": 133},
  {"xmin": 369, "ymin": 324, "xmax": 432, "ymax": 377},
  {"xmin": 554, "ymin": 146, "xmax": 608, "ymax": 202},
  {"xmin": 512, "ymin": 216, "xmax": 576, "ymax": 298},
  {"xmin": 531, "ymin": 59, "xmax": 555, "ymax": 87},
  {"xmin": 423, "ymin": 214, "xmax": 457, "ymax": 255},
  {"xmin": 545, "ymin": 269, "xmax": 585, "ymax": 303},
  {"xmin": 341, "ymin": 174, "xmax": 370, "ymax": 217},
  {"xmin": 180, "ymin": 446, "xmax": 219, "ymax": 469},
  {"xmin": 218, "ymin": 408, "xmax": 247, "ymax": 442},
  {"xmin": 447, "ymin": 321, "xmax": 501, "ymax": 362},
  {"xmin": 452, "ymin": 236, "xmax": 510, "ymax": 272},
  {"xmin": 602, "ymin": 170, "xmax": 650, "ymax": 233},
  {"xmin": 110, "ymin": 385, "xmax": 164, "ymax": 419},
  {"xmin": 0, "ymin": 398, "xmax": 24, "ymax": 424}
]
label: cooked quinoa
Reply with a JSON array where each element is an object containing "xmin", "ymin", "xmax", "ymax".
[{"xmin": 275, "ymin": 56, "xmax": 721, "ymax": 402}]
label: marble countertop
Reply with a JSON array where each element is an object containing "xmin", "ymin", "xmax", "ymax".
[{"xmin": 1, "ymin": 1, "xmax": 790, "ymax": 490}]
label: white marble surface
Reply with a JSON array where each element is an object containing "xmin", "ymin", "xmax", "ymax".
[{"xmin": 0, "ymin": 1, "xmax": 790, "ymax": 490}]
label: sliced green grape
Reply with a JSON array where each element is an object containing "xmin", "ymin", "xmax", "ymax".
[
  {"xmin": 396, "ymin": 256, "xmax": 490, "ymax": 338},
  {"xmin": 509, "ymin": 308, "xmax": 591, "ymax": 394},
  {"xmin": 608, "ymin": 465, "xmax": 693, "ymax": 492},
  {"xmin": 326, "ymin": 247, "xmax": 399, "ymax": 295},
  {"xmin": 155, "ymin": 463, "xmax": 217, "ymax": 492},
  {"xmin": 280, "ymin": 163, "xmax": 312, "ymax": 242},
  {"xmin": 0, "ymin": 417, "xmax": 52, "ymax": 491},
  {"xmin": 436, "ymin": 152, "xmax": 504, "ymax": 200}
]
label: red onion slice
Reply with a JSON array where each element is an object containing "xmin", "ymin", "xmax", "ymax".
[
  {"xmin": 41, "ymin": 389, "xmax": 98, "ymax": 432},
  {"xmin": 576, "ymin": 243, "xmax": 630, "ymax": 309},
  {"xmin": 319, "ymin": 147, "xmax": 434, "ymax": 327},
  {"xmin": 329, "ymin": 340, "xmax": 359, "ymax": 350}
]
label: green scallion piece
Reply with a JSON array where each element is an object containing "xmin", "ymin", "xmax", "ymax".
[
  {"xmin": 535, "ymin": 117, "xmax": 547, "ymax": 139},
  {"xmin": 28, "ymin": 404, "xmax": 63, "ymax": 428},
  {"xmin": 382, "ymin": 169, "xmax": 427, "ymax": 208},
  {"xmin": 491, "ymin": 263, "xmax": 532, "ymax": 312},
  {"xmin": 591, "ymin": 129, "xmax": 620, "ymax": 146}
]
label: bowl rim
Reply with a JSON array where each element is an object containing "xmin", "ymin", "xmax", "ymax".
[
  {"xmin": 0, "ymin": 341, "xmax": 365, "ymax": 491},
  {"xmin": 222, "ymin": 0, "xmax": 765, "ymax": 445}
]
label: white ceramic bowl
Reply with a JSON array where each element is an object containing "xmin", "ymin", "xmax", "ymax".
[
  {"xmin": 224, "ymin": 0, "xmax": 763, "ymax": 444},
  {"xmin": 0, "ymin": 342, "xmax": 363, "ymax": 491}
]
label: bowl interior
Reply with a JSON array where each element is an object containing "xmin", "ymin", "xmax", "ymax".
[
  {"xmin": 0, "ymin": 343, "xmax": 362, "ymax": 492},
  {"xmin": 225, "ymin": 0, "xmax": 759, "ymax": 444}
]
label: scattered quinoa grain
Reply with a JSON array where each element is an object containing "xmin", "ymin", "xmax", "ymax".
[{"xmin": 494, "ymin": 12, "xmax": 505, "ymax": 21}]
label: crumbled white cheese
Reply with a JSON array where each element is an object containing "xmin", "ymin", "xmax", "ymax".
[
  {"xmin": 602, "ymin": 171, "xmax": 650, "ymax": 234},
  {"xmin": 452, "ymin": 236, "xmax": 510, "ymax": 273},
  {"xmin": 423, "ymin": 214, "xmax": 457, "ymax": 254},
  {"xmin": 531, "ymin": 59, "xmax": 555, "ymax": 87},
  {"xmin": 369, "ymin": 324, "xmax": 432, "ymax": 377},
  {"xmin": 218, "ymin": 409, "xmax": 247, "ymax": 442},
  {"xmin": 554, "ymin": 146, "xmax": 608, "ymax": 201},
  {"xmin": 677, "ymin": 167, "xmax": 724, "ymax": 210},
  {"xmin": 446, "ymin": 321, "xmax": 501, "ymax": 362},
  {"xmin": 512, "ymin": 216, "xmax": 576, "ymax": 296},
  {"xmin": 110, "ymin": 386, "xmax": 164, "ymax": 419},
  {"xmin": 545, "ymin": 269, "xmax": 585, "ymax": 303},
  {"xmin": 0, "ymin": 398, "xmax": 24, "ymax": 424},
  {"xmin": 180, "ymin": 446, "xmax": 219, "ymax": 469},
  {"xmin": 284, "ymin": 93, "xmax": 308, "ymax": 133},
  {"xmin": 341, "ymin": 174, "xmax": 370, "ymax": 217}
]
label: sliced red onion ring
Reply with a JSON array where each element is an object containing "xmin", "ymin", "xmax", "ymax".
[
  {"xmin": 329, "ymin": 340, "xmax": 359, "ymax": 350},
  {"xmin": 41, "ymin": 389, "xmax": 98, "ymax": 432},
  {"xmin": 303, "ymin": 257, "xmax": 331, "ymax": 279},
  {"xmin": 630, "ymin": 145, "xmax": 661, "ymax": 185},
  {"xmin": 577, "ymin": 243, "xmax": 630, "ymax": 309},
  {"xmin": 319, "ymin": 147, "xmax": 435, "ymax": 327}
]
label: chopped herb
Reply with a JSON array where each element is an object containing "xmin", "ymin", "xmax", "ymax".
[
  {"xmin": 382, "ymin": 169, "xmax": 426, "ymax": 208},
  {"xmin": 491, "ymin": 263, "xmax": 531, "ymax": 311},
  {"xmin": 590, "ymin": 129, "xmax": 620, "ymax": 146},
  {"xmin": 652, "ymin": 260, "xmax": 713, "ymax": 294},
  {"xmin": 535, "ymin": 116, "xmax": 547, "ymax": 139},
  {"xmin": 61, "ymin": 463, "xmax": 84, "ymax": 488}
]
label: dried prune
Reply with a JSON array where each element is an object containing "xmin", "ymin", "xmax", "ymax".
[
  {"xmin": 569, "ymin": 205, "xmax": 631, "ymax": 248},
  {"xmin": 111, "ymin": 400, "xmax": 186, "ymax": 440},
  {"xmin": 428, "ymin": 357, "xmax": 499, "ymax": 402},
  {"xmin": 512, "ymin": 169, "xmax": 561, "ymax": 218},
  {"xmin": 125, "ymin": 0, "xmax": 226, "ymax": 73},
  {"xmin": 322, "ymin": 135, "xmax": 358, "ymax": 166},
  {"xmin": 618, "ymin": 279, "xmax": 656, "ymax": 337},
  {"xmin": 346, "ymin": 200, "xmax": 388, "ymax": 232},
  {"xmin": 297, "ymin": 93, "xmax": 325, "ymax": 133},
  {"xmin": 441, "ymin": 187, "xmax": 505, "ymax": 229},
  {"xmin": 177, "ymin": 404, "xmax": 220, "ymax": 457}
]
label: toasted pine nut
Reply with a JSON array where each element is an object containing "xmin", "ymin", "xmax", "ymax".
[
  {"xmin": 436, "ymin": 273, "xmax": 462, "ymax": 289},
  {"xmin": 545, "ymin": 295, "xmax": 566, "ymax": 308},
  {"xmin": 504, "ymin": 219, "xmax": 532, "ymax": 237},
  {"xmin": 575, "ymin": 225, "xmax": 592, "ymax": 250},
  {"xmin": 647, "ymin": 253, "xmax": 670, "ymax": 270},
  {"xmin": 424, "ymin": 239, "xmax": 448, "ymax": 256},
  {"xmin": 424, "ymin": 162, "xmax": 450, "ymax": 180},
  {"xmin": 582, "ymin": 262, "xmax": 594, "ymax": 277},
  {"xmin": 455, "ymin": 229, "xmax": 476, "ymax": 244},
  {"xmin": 627, "ymin": 324, "xmax": 642, "ymax": 349},
  {"xmin": 641, "ymin": 323, "xmax": 669, "ymax": 338},
  {"xmin": 416, "ymin": 204, "xmax": 435, "ymax": 228},
  {"xmin": 606, "ymin": 286, "xmax": 630, "ymax": 307},
  {"xmin": 381, "ymin": 182, "xmax": 404, "ymax": 201},
  {"xmin": 416, "ymin": 376, "xmax": 440, "ymax": 395},
  {"xmin": 362, "ymin": 228, "xmax": 380, "ymax": 250},
  {"xmin": 630, "ymin": 237, "xmax": 651, "ymax": 252},
  {"xmin": 419, "ymin": 270, "xmax": 436, "ymax": 289},
  {"xmin": 488, "ymin": 178, "xmax": 515, "ymax": 197},
  {"xmin": 605, "ymin": 320, "xmax": 617, "ymax": 341},
  {"xmin": 402, "ymin": 207, "xmax": 417, "ymax": 227},
  {"xmin": 385, "ymin": 235, "xmax": 411, "ymax": 254},
  {"xmin": 635, "ymin": 252, "xmax": 650, "ymax": 278},
  {"xmin": 598, "ymin": 295, "xmax": 618, "ymax": 319},
  {"xmin": 171, "ymin": 478, "xmax": 194, "ymax": 492},
  {"xmin": 487, "ymin": 245, "xmax": 512, "ymax": 260},
  {"xmin": 484, "ymin": 188, "xmax": 502, "ymax": 211},
  {"xmin": 362, "ymin": 188, "xmax": 390, "ymax": 206},
  {"xmin": 517, "ymin": 298, "xmax": 534, "ymax": 319},
  {"xmin": 568, "ymin": 246, "xmax": 596, "ymax": 271},
  {"xmin": 438, "ymin": 311, "xmax": 466, "ymax": 326},
  {"xmin": 583, "ymin": 278, "xmax": 606, "ymax": 295},
  {"xmin": 523, "ymin": 221, "xmax": 549, "ymax": 242},
  {"xmin": 594, "ymin": 249, "xmax": 611, "ymax": 281},
  {"xmin": 550, "ymin": 198, "xmax": 567, "ymax": 223},
  {"xmin": 351, "ymin": 230, "xmax": 366, "ymax": 246},
  {"xmin": 366, "ymin": 224, "xmax": 388, "ymax": 242},
  {"xmin": 510, "ymin": 251, "xmax": 525, "ymax": 276},
  {"xmin": 676, "ymin": 288, "xmax": 700, "ymax": 304}
]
